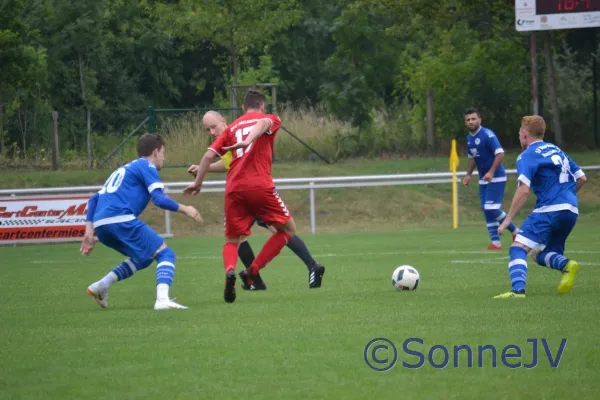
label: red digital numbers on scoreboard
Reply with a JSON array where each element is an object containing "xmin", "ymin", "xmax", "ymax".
[{"xmin": 536, "ymin": 0, "xmax": 600, "ymax": 14}]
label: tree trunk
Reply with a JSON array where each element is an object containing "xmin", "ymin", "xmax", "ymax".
[
  {"xmin": 426, "ymin": 88, "xmax": 436, "ymax": 151},
  {"xmin": 231, "ymin": 47, "xmax": 239, "ymax": 119},
  {"xmin": 87, "ymin": 108, "xmax": 92, "ymax": 168},
  {"xmin": 17, "ymin": 102, "xmax": 28, "ymax": 159},
  {"xmin": 52, "ymin": 111, "xmax": 59, "ymax": 170},
  {"xmin": 544, "ymin": 32, "xmax": 562, "ymax": 145},
  {"xmin": 0, "ymin": 104, "xmax": 4, "ymax": 155},
  {"xmin": 33, "ymin": 85, "xmax": 39, "ymax": 161},
  {"xmin": 78, "ymin": 51, "xmax": 91, "ymax": 162}
]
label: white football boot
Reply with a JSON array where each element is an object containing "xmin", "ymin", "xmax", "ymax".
[
  {"xmin": 87, "ymin": 282, "xmax": 108, "ymax": 309},
  {"xmin": 154, "ymin": 298, "xmax": 188, "ymax": 310}
]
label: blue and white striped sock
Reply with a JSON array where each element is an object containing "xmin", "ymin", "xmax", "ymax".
[
  {"xmin": 495, "ymin": 211, "xmax": 517, "ymax": 233},
  {"xmin": 536, "ymin": 251, "xmax": 568, "ymax": 271},
  {"xmin": 99, "ymin": 258, "xmax": 152, "ymax": 290},
  {"xmin": 508, "ymin": 247, "xmax": 528, "ymax": 293},
  {"xmin": 484, "ymin": 211, "xmax": 501, "ymax": 246},
  {"xmin": 155, "ymin": 248, "xmax": 176, "ymax": 300}
]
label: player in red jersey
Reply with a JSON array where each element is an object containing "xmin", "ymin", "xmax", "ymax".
[{"xmin": 183, "ymin": 90, "xmax": 322, "ymax": 303}]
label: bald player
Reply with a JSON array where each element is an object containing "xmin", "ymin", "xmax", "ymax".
[{"xmin": 188, "ymin": 111, "xmax": 326, "ymax": 290}]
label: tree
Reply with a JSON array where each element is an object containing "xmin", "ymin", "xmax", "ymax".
[{"xmin": 160, "ymin": 0, "xmax": 303, "ymax": 86}]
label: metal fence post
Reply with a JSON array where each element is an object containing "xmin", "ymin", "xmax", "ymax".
[
  {"xmin": 147, "ymin": 106, "xmax": 156, "ymax": 133},
  {"xmin": 164, "ymin": 186, "xmax": 172, "ymax": 237},
  {"xmin": 165, "ymin": 210, "xmax": 172, "ymax": 237},
  {"xmin": 309, "ymin": 181, "xmax": 316, "ymax": 235}
]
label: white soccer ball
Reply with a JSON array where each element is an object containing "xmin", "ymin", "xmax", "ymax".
[{"xmin": 392, "ymin": 265, "xmax": 420, "ymax": 291}]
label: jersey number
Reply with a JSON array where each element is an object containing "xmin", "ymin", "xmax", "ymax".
[
  {"xmin": 551, "ymin": 155, "xmax": 571, "ymax": 183},
  {"xmin": 234, "ymin": 127, "xmax": 253, "ymax": 158},
  {"xmin": 99, "ymin": 167, "xmax": 126, "ymax": 194}
]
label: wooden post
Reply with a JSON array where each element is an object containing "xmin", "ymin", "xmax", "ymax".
[
  {"xmin": 272, "ymin": 85, "xmax": 277, "ymax": 114},
  {"xmin": 531, "ymin": 32, "xmax": 539, "ymax": 115},
  {"xmin": 426, "ymin": 88, "xmax": 435, "ymax": 151},
  {"xmin": 52, "ymin": 111, "xmax": 59, "ymax": 170}
]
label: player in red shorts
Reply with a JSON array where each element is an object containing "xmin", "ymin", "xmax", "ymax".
[{"xmin": 183, "ymin": 90, "xmax": 322, "ymax": 303}]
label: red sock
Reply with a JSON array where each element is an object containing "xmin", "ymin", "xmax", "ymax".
[
  {"xmin": 223, "ymin": 242, "xmax": 238, "ymax": 273},
  {"xmin": 250, "ymin": 231, "xmax": 291, "ymax": 275}
]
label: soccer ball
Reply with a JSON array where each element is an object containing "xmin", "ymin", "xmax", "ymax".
[{"xmin": 392, "ymin": 265, "xmax": 420, "ymax": 291}]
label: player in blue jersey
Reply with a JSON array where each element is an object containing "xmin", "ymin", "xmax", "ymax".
[
  {"xmin": 81, "ymin": 134, "xmax": 203, "ymax": 310},
  {"xmin": 494, "ymin": 115, "xmax": 586, "ymax": 299},
  {"xmin": 462, "ymin": 108, "xmax": 518, "ymax": 250}
]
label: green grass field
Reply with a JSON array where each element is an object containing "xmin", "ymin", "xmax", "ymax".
[{"xmin": 2, "ymin": 223, "xmax": 600, "ymax": 399}]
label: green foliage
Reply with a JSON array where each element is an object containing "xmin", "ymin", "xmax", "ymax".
[{"xmin": 1, "ymin": 0, "xmax": 598, "ymax": 165}]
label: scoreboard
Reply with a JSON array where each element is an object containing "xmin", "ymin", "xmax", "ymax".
[{"xmin": 516, "ymin": 0, "xmax": 600, "ymax": 31}]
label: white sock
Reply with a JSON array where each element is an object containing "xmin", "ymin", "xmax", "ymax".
[
  {"xmin": 99, "ymin": 272, "xmax": 118, "ymax": 290},
  {"xmin": 157, "ymin": 283, "xmax": 170, "ymax": 301}
]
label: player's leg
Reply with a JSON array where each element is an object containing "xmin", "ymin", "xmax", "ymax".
[
  {"xmin": 222, "ymin": 192, "xmax": 255, "ymax": 302},
  {"xmin": 238, "ymin": 239, "xmax": 255, "ymax": 270},
  {"xmin": 478, "ymin": 184, "xmax": 500, "ymax": 249},
  {"xmin": 236, "ymin": 220, "xmax": 267, "ymax": 291},
  {"xmin": 87, "ymin": 223, "xmax": 153, "ymax": 308},
  {"xmin": 494, "ymin": 213, "xmax": 551, "ymax": 299},
  {"xmin": 250, "ymin": 189, "xmax": 295, "ymax": 275},
  {"xmin": 125, "ymin": 221, "xmax": 187, "ymax": 310},
  {"xmin": 484, "ymin": 181, "xmax": 518, "ymax": 245},
  {"xmin": 482, "ymin": 181, "xmax": 513, "ymax": 249},
  {"xmin": 240, "ymin": 188, "xmax": 320, "ymax": 288},
  {"xmin": 258, "ymin": 216, "xmax": 325, "ymax": 282},
  {"xmin": 531, "ymin": 211, "xmax": 580, "ymax": 294}
]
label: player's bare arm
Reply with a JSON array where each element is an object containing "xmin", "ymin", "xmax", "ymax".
[
  {"xmin": 222, "ymin": 118, "xmax": 273, "ymax": 151},
  {"xmin": 187, "ymin": 161, "xmax": 226, "ymax": 176},
  {"xmin": 463, "ymin": 158, "xmax": 476, "ymax": 186},
  {"xmin": 80, "ymin": 221, "xmax": 96, "ymax": 256},
  {"xmin": 483, "ymin": 153, "xmax": 504, "ymax": 182},
  {"xmin": 576, "ymin": 175, "xmax": 587, "ymax": 192},
  {"xmin": 498, "ymin": 183, "xmax": 530, "ymax": 236},
  {"xmin": 177, "ymin": 204, "xmax": 203, "ymax": 223},
  {"xmin": 183, "ymin": 150, "xmax": 218, "ymax": 196}
]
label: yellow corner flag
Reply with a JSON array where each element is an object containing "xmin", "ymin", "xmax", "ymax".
[{"xmin": 449, "ymin": 139, "xmax": 460, "ymax": 229}]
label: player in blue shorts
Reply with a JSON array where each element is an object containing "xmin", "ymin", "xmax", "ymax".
[
  {"xmin": 81, "ymin": 134, "xmax": 203, "ymax": 310},
  {"xmin": 462, "ymin": 108, "xmax": 519, "ymax": 250},
  {"xmin": 494, "ymin": 115, "xmax": 587, "ymax": 299}
]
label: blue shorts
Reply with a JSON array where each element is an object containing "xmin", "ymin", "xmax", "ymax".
[
  {"xmin": 95, "ymin": 219, "xmax": 164, "ymax": 264},
  {"xmin": 515, "ymin": 210, "xmax": 578, "ymax": 253},
  {"xmin": 479, "ymin": 181, "xmax": 506, "ymax": 211}
]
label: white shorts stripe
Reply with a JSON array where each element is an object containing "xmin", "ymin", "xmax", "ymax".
[
  {"xmin": 272, "ymin": 190, "xmax": 290, "ymax": 216},
  {"xmin": 479, "ymin": 176, "xmax": 507, "ymax": 185},
  {"xmin": 532, "ymin": 204, "xmax": 579, "ymax": 214},
  {"xmin": 93, "ymin": 214, "xmax": 136, "ymax": 228},
  {"xmin": 484, "ymin": 204, "xmax": 502, "ymax": 210},
  {"xmin": 515, "ymin": 234, "xmax": 546, "ymax": 251}
]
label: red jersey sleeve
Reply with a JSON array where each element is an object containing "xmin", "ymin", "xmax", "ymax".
[
  {"xmin": 265, "ymin": 114, "xmax": 282, "ymax": 136},
  {"xmin": 208, "ymin": 127, "xmax": 231, "ymax": 157}
]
